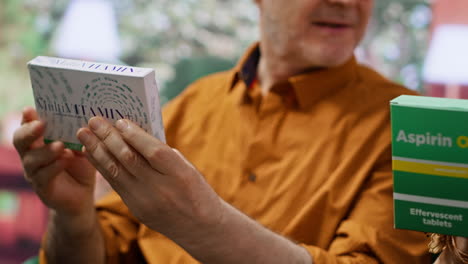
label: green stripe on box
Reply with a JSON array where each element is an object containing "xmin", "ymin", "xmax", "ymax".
[
  {"xmin": 393, "ymin": 171, "xmax": 468, "ymax": 201},
  {"xmin": 63, "ymin": 142, "xmax": 83, "ymax": 151},
  {"xmin": 394, "ymin": 199, "xmax": 468, "ymax": 237},
  {"xmin": 44, "ymin": 139, "xmax": 83, "ymax": 151}
]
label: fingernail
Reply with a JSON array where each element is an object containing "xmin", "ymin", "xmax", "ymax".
[
  {"xmin": 115, "ymin": 119, "xmax": 128, "ymax": 132},
  {"xmin": 77, "ymin": 130, "xmax": 91, "ymax": 144},
  {"xmin": 89, "ymin": 117, "xmax": 103, "ymax": 131},
  {"xmin": 31, "ymin": 120, "xmax": 41, "ymax": 127}
]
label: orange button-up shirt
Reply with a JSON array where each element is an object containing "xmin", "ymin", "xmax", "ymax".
[{"xmin": 40, "ymin": 45, "xmax": 431, "ymax": 263}]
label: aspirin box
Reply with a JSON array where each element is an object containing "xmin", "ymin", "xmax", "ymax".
[
  {"xmin": 27, "ymin": 56, "xmax": 165, "ymax": 150},
  {"xmin": 391, "ymin": 95, "xmax": 468, "ymax": 237}
]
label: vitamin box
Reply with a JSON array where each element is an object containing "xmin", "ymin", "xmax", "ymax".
[
  {"xmin": 27, "ymin": 56, "xmax": 165, "ymax": 151},
  {"xmin": 391, "ymin": 95, "xmax": 468, "ymax": 236}
]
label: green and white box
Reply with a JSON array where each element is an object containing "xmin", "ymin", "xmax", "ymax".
[
  {"xmin": 391, "ymin": 95, "xmax": 468, "ymax": 236},
  {"xmin": 28, "ymin": 56, "xmax": 165, "ymax": 151}
]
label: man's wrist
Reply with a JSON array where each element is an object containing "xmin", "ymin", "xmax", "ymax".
[
  {"xmin": 49, "ymin": 207, "xmax": 98, "ymax": 239},
  {"xmin": 45, "ymin": 207, "xmax": 105, "ymax": 264}
]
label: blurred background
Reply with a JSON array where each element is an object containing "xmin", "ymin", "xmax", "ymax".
[{"xmin": 1, "ymin": 0, "xmax": 467, "ymax": 263}]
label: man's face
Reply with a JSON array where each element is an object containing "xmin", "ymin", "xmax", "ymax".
[{"xmin": 257, "ymin": 0, "xmax": 373, "ymax": 67}]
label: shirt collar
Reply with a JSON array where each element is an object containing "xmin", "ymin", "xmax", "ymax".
[
  {"xmin": 228, "ymin": 43, "xmax": 358, "ymax": 110},
  {"xmin": 226, "ymin": 43, "xmax": 260, "ymax": 91}
]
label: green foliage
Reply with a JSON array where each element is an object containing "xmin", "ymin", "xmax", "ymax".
[
  {"xmin": 163, "ymin": 56, "xmax": 235, "ymax": 103},
  {"xmin": 362, "ymin": 0, "xmax": 431, "ymax": 90}
]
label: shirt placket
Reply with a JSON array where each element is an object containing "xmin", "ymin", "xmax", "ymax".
[{"xmin": 237, "ymin": 90, "xmax": 286, "ymax": 212}]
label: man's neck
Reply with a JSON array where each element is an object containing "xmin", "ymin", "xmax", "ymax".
[{"xmin": 257, "ymin": 43, "xmax": 322, "ymax": 95}]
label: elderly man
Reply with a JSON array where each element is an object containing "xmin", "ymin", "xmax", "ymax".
[{"xmin": 14, "ymin": 0, "xmax": 431, "ymax": 263}]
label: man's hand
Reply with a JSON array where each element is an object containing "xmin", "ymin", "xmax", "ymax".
[
  {"xmin": 13, "ymin": 107, "xmax": 105, "ymax": 264},
  {"xmin": 77, "ymin": 116, "xmax": 311, "ymax": 264},
  {"xmin": 13, "ymin": 107, "xmax": 96, "ymax": 218},
  {"xmin": 76, "ymin": 117, "xmax": 224, "ymax": 238}
]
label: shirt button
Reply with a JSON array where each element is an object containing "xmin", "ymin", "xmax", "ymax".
[{"xmin": 248, "ymin": 173, "xmax": 257, "ymax": 182}]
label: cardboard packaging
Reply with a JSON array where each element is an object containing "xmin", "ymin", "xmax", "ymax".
[
  {"xmin": 391, "ymin": 95, "xmax": 468, "ymax": 236},
  {"xmin": 27, "ymin": 56, "xmax": 165, "ymax": 151}
]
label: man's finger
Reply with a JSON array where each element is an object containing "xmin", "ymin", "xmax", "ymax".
[
  {"xmin": 21, "ymin": 107, "xmax": 39, "ymax": 125},
  {"xmin": 77, "ymin": 127, "xmax": 135, "ymax": 190},
  {"xmin": 84, "ymin": 117, "xmax": 155, "ymax": 178},
  {"xmin": 115, "ymin": 119, "xmax": 180, "ymax": 175},
  {"xmin": 13, "ymin": 120, "xmax": 45, "ymax": 156},
  {"xmin": 22, "ymin": 141, "xmax": 64, "ymax": 176},
  {"xmin": 31, "ymin": 158, "xmax": 65, "ymax": 193},
  {"xmin": 19, "ymin": 107, "xmax": 44, "ymax": 150}
]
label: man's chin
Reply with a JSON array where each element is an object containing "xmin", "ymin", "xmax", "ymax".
[
  {"xmin": 297, "ymin": 42, "xmax": 354, "ymax": 68},
  {"xmin": 322, "ymin": 48, "xmax": 354, "ymax": 66}
]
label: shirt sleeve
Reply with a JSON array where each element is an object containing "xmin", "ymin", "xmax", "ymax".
[{"xmin": 300, "ymin": 147, "xmax": 431, "ymax": 264}]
